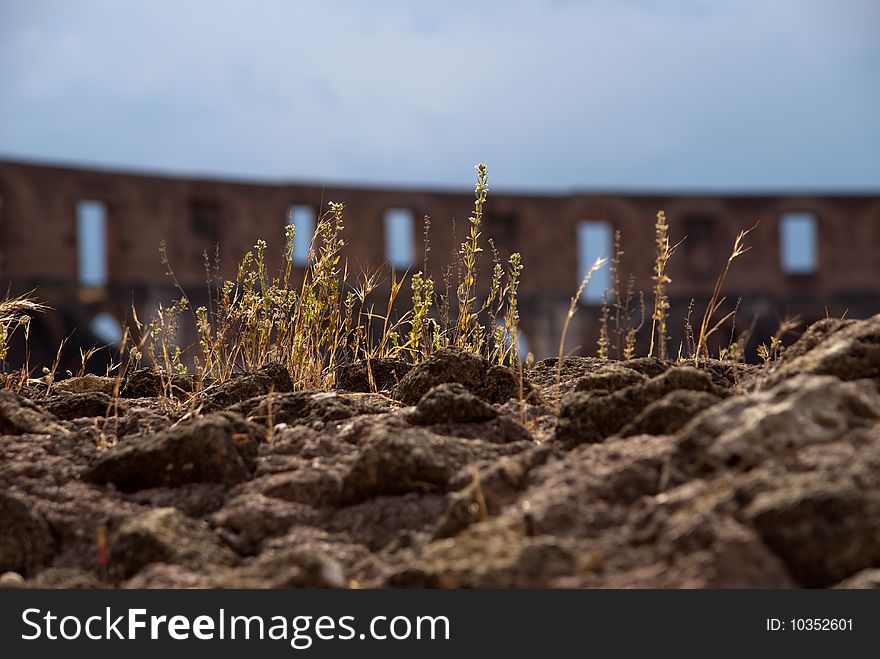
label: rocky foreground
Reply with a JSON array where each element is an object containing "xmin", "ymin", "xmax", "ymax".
[{"xmin": 2, "ymin": 315, "xmax": 880, "ymax": 589}]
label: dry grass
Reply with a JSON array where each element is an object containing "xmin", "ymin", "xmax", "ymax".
[
  {"xmin": 693, "ymin": 223, "xmax": 756, "ymax": 362},
  {"xmin": 757, "ymin": 314, "xmax": 801, "ymax": 366},
  {"xmin": 1, "ymin": 169, "xmax": 777, "ymax": 399},
  {"xmin": 648, "ymin": 211, "xmax": 683, "ymax": 361},
  {"xmin": 556, "ymin": 256, "xmax": 607, "ymax": 388},
  {"xmin": 0, "ymin": 290, "xmax": 48, "ymax": 392},
  {"xmin": 136, "ymin": 163, "xmax": 526, "ymax": 394}
]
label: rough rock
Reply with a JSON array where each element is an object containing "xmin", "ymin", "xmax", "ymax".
[
  {"xmin": 28, "ymin": 567, "xmax": 107, "ymax": 589},
  {"xmin": 331, "ymin": 492, "xmax": 450, "ymax": 551},
  {"xmin": 619, "ymin": 390, "xmax": 720, "ymax": 437},
  {"xmin": 574, "ymin": 364, "xmax": 648, "ymax": 394},
  {"xmin": 555, "ymin": 366, "xmax": 727, "ymax": 447},
  {"xmin": 209, "ymin": 493, "xmax": 318, "ymax": 554},
  {"xmin": 212, "ymin": 547, "xmax": 346, "ymax": 588},
  {"xmin": 523, "ymin": 435, "xmax": 674, "ymax": 539},
  {"xmin": 126, "ymin": 482, "xmax": 230, "ymax": 519},
  {"xmin": 766, "ymin": 314, "xmax": 880, "ymax": 385},
  {"xmin": 122, "ymin": 368, "xmax": 194, "ymax": 398},
  {"xmin": 337, "ymin": 358, "xmax": 412, "ymax": 392},
  {"xmin": 634, "ymin": 501, "xmax": 796, "ymax": 588},
  {"xmin": 520, "ymin": 462, "xmax": 796, "ymax": 588},
  {"xmin": 0, "ymin": 572, "xmax": 25, "ymax": 588},
  {"xmin": 0, "ymin": 492, "xmax": 54, "ymax": 576},
  {"xmin": 262, "ymin": 527, "xmax": 371, "ymax": 574},
  {"xmin": 198, "ymin": 363, "xmax": 293, "ymax": 412},
  {"xmin": 392, "ymin": 348, "xmax": 535, "ymax": 405},
  {"xmin": 780, "ymin": 318, "xmax": 852, "ymax": 362},
  {"xmin": 530, "ymin": 355, "xmax": 672, "ymax": 394},
  {"xmin": 0, "ymin": 391, "xmax": 68, "ymax": 435},
  {"xmin": 338, "ymin": 428, "xmax": 481, "ymax": 505},
  {"xmin": 671, "ymin": 375, "xmax": 880, "ymax": 480},
  {"xmin": 696, "ymin": 358, "xmax": 755, "ymax": 389},
  {"xmin": 256, "ymin": 469, "xmax": 345, "ymax": 508},
  {"xmin": 410, "ymin": 383, "xmax": 498, "ymax": 425},
  {"xmin": 434, "ymin": 446, "xmax": 553, "ymax": 538},
  {"xmin": 109, "ymin": 507, "xmax": 236, "ymax": 580},
  {"xmin": 230, "ymin": 390, "xmax": 385, "ymax": 429},
  {"xmin": 387, "ymin": 517, "xmax": 579, "ymax": 587},
  {"xmin": 615, "ymin": 357, "xmax": 673, "ymax": 378},
  {"xmin": 54, "ymin": 374, "xmax": 117, "ymax": 396},
  {"xmin": 84, "ymin": 413, "xmax": 261, "ymax": 492},
  {"xmin": 6, "ymin": 318, "xmax": 880, "ymax": 590},
  {"xmin": 93, "ymin": 405, "xmax": 173, "ymax": 439},
  {"xmin": 744, "ymin": 475, "xmax": 880, "ymax": 587},
  {"xmin": 43, "ymin": 392, "xmax": 116, "ymax": 420},
  {"xmin": 834, "ymin": 569, "xmax": 880, "ymax": 589},
  {"xmin": 122, "ymin": 548, "xmax": 345, "ymax": 589},
  {"xmin": 120, "ymin": 563, "xmax": 205, "ymax": 588},
  {"xmin": 433, "ymin": 416, "xmax": 535, "ymax": 445},
  {"xmin": 528, "ymin": 356, "xmax": 604, "ymax": 390}
]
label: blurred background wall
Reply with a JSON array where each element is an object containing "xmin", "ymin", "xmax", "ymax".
[{"xmin": 1, "ymin": 0, "xmax": 878, "ymax": 370}]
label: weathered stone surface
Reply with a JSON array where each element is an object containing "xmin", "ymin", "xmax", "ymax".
[
  {"xmin": 339, "ymin": 428, "xmax": 480, "ymax": 505},
  {"xmin": 120, "ymin": 563, "xmax": 207, "ymax": 589},
  {"xmin": 834, "ymin": 569, "xmax": 880, "ymax": 589},
  {"xmin": 122, "ymin": 548, "xmax": 345, "ymax": 589},
  {"xmin": 212, "ymin": 547, "xmax": 346, "ymax": 588},
  {"xmin": 257, "ymin": 470, "xmax": 344, "ymax": 508},
  {"xmin": 411, "ymin": 383, "xmax": 498, "ymax": 425},
  {"xmin": 198, "ymin": 363, "xmax": 293, "ymax": 412},
  {"xmin": 28, "ymin": 567, "xmax": 107, "ymax": 589},
  {"xmin": 330, "ymin": 492, "xmax": 450, "ymax": 552},
  {"xmin": 392, "ymin": 348, "xmax": 535, "ymax": 405},
  {"xmin": 574, "ymin": 364, "xmax": 647, "ymax": 394},
  {"xmin": 0, "ymin": 391, "xmax": 68, "ymax": 435},
  {"xmin": 434, "ymin": 446, "xmax": 553, "ymax": 538},
  {"xmin": 43, "ymin": 392, "xmax": 116, "ymax": 420},
  {"xmin": 523, "ymin": 435, "xmax": 674, "ymax": 538},
  {"xmin": 84, "ymin": 413, "xmax": 261, "ymax": 492},
  {"xmin": 387, "ymin": 518, "xmax": 579, "ymax": 588},
  {"xmin": 0, "ymin": 492, "xmax": 54, "ymax": 577},
  {"xmin": 780, "ymin": 318, "xmax": 853, "ymax": 362},
  {"xmin": 92, "ymin": 405, "xmax": 173, "ymax": 439},
  {"xmin": 671, "ymin": 375, "xmax": 880, "ymax": 479},
  {"xmin": 54, "ymin": 374, "xmax": 117, "ymax": 396},
  {"xmin": 0, "ymin": 571, "xmax": 25, "ymax": 588},
  {"xmin": 122, "ymin": 369, "xmax": 194, "ymax": 398},
  {"xmin": 616, "ymin": 357, "xmax": 673, "ymax": 379},
  {"xmin": 635, "ymin": 503, "xmax": 796, "ymax": 589},
  {"xmin": 766, "ymin": 314, "xmax": 880, "ymax": 385},
  {"xmin": 744, "ymin": 476, "xmax": 880, "ymax": 588},
  {"xmin": 230, "ymin": 390, "xmax": 384, "ymax": 429},
  {"xmin": 528, "ymin": 355, "xmax": 604, "ymax": 390},
  {"xmin": 109, "ymin": 507, "xmax": 236, "ymax": 580},
  {"xmin": 619, "ymin": 390, "xmax": 720, "ymax": 437},
  {"xmin": 6, "ymin": 318, "xmax": 880, "ymax": 590},
  {"xmin": 337, "ymin": 358, "xmax": 412, "ymax": 393},
  {"xmin": 555, "ymin": 366, "xmax": 727, "ymax": 447},
  {"xmin": 209, "ymin": 492, "xmax": 318, "ymax": 554}
]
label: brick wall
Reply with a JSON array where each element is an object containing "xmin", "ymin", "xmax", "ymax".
[{"xmin": 1, "ymin": 159, "xmax": 879, "ymax": 366}]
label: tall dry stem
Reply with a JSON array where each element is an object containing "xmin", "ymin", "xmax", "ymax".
[
  {"xmin": 694, "ymin": 223, "xmax": 756, "ymax": 361},
  {"xmin": 557, "ymin": 257, "xmax": 607, "ymax": 387}
]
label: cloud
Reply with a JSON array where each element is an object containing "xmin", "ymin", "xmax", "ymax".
[{"xmin": 0, "ymin": 0, "xmax": 877, "ymax": 189}]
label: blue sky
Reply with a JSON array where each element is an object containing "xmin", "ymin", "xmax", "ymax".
[{"xmin": 1, "ymin": 0, "xmax": 878, "ymax": 191}]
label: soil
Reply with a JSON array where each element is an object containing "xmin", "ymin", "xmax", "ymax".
[{"xmin": 2, "ymin": 314, "xmax": 880, "ymax": 589}]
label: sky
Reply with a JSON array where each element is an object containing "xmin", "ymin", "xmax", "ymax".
[{"xmin": 1, "ymin": 0, "xmax": 878, "ymax": 191}]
